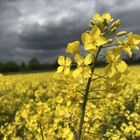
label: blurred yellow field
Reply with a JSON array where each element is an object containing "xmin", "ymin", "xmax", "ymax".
[{"xmin": 0, "ymin": 65, "xmax": 140, "ymax": 139}]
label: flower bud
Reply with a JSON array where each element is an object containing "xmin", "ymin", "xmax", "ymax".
[
  {"xmin": 115, "ymin": 20, "xmax": 121, "ymax": 26},
  {"xmin": 111, "ymin": 20, "xmax": 121, "ymax": 29},
  {"xmin": 111, "ymin": 22, "xmax": 116, "ymax": 29},
  {"xmin": 111, "ymin": 27, "xmax": 117, "ymax": 33},
  {"xmin": 117, "ymin": 31, "xmax": 127, "ymax": 37},
  {"xmin": 107, "ymin": 39, "xmax": 113, "ymax": 44}
]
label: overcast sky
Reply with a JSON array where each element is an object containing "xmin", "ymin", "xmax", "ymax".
[{"xmin": 0, "ymin": 0, "xmax": 140, "ymax": 64}]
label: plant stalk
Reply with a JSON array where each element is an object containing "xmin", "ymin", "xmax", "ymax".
[
  {"xmin": 76, "ymin": 47, "xmax": 102, "ymax": 140},
  {"xmin": 38, "ymin": 120, "xmax": 44, "ymax": 140}
]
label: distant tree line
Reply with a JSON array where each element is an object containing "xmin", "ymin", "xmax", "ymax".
[
  {"xmin": 0, "ymin": 56, "xmax": 140, "ymax": 73},
  {"xmin": 0, "ymin": 58, "xmax": 59, "ymax": 73}
]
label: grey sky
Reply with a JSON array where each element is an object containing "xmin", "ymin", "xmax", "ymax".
[{"xmin": 0, "ymin": 0, "xmax": 140, "ymax": 63}]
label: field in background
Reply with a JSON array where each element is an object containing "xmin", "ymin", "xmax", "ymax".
[{"xmin": 0, "ymin": 65, "xmax": 140, "ymax": 139}]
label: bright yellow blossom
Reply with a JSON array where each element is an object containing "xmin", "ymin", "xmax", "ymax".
[
  {"xmin": 57, "ymin": 56, "xmax": 72, "ymax": 75},
  {"xmin": 82, "ymin": 26, "xmax": 107, "ymax": 52},
  {"xmin": 105, "ymin": 48, "xmax": 127, "ymax": 77},
  {"xmin": 66, "ymin": 41, "xmax": 80, "ymax": 54},
  {"xmin": 73, "ymin": 54, "xmax": 93, "ymax": 78},
  {"xmin": 122, "ymin": 32, "xmax": 140, "ymax": 57},
  {"xmin": 93, "ymin": 13, "xmax": 112, "ymax": 24},
  {"xmin": 106, "ymin": 48, "xmax": 121, "ymax": 63}
]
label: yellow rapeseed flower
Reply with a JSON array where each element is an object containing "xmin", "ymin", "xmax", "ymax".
[
  {"xmin": 73, "ymin": 54, "xmax": 92, "ymax": 78},
  {"xmin": 105, "ymin": 48, "xmax": 127, "ymax": 77},
  {"xmin": 82, "ymin": 26, "xmax": 107, "ymax": 52},
  {"xmin": 122, "ymin": 32, "xmax": 140, "ymax": 57},
  {"xmin": 57, "ymin": 56, "xmax": 72, "ymax": 75},
  {"xmin": 66, "ymin": 41, "xmax": 80, "ymax": 54},
  {"xmin": 93, "ymin": 13, "xmax": 112, "ymax": 24}
]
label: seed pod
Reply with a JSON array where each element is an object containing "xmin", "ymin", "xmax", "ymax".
[
  {"xmin": 107, "ymin": 39, "xmax": 113, "ymax": 44},
  {"xmin": 111, "ymin": 20, "xmax": 121, "ymax": 29},
  {"xmin": 111, "ymin": 22, "xmax": 116, "ymax": 29},
  {"xmin": 115, "ymin": 20, "xmax": 121, "ymax": 27},
  {"xmin": 117, "ymin": 31, "xmax": 127, "ymax": 37},
  {"xmin": 111, "ymin": 27, "xmax": 117, "ymax": 33}
]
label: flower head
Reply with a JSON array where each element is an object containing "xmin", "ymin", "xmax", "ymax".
[
  {"xmin": 73, "ymin": 54, "xmax": 93, "ymax": 78},
  {"xmin": 57, "ymin": 56, "xmax": 72, "ymax": 75},
  {"xmin": 93, "ymin": 13, "xmax": 112, "ymax": 24},
  {"xmin": 105, "ymin": 48, "xmax": 127, "ymax": 77},
  {"xmin": 122, "ymin": 32, "xmax": 140, "ymax": 57},
  {"xmin": 66, "ymin": 41, "xmax": 80, "ymax": 54},
  {"xmin": 82, "ymin": 26, "xmax": 107, "ymax": 52}
]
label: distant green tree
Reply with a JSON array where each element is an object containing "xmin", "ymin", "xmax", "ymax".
[
  {"xmin": 28, "ymin": 58, "xmax": 40, "ymax": 70},
  {"xmin": 0, "ymin": 62, "xmax": 4, "ymax": 72},
  {"xmin": 20, "ymin": 62, "xmax": 27, "ymax": 71},
  {"xmin": 3, "ymin": 61, "xmax": 19, "ymax": 72}
]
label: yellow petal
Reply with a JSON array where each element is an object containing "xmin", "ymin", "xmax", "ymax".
[
  {"xmin": 127, "ymin": 32, "xmax": 133, "ymax": 39},
  {"xmin": 103, "ymin": 13, "xmax": 112, "ymax": 22},
  {"xmin": 105, "ymin": 63, "xmax": 116, "ymax": 77},
  {"xmin": 133, "ymin": 45, "xmax": 139, "ymax": 50},
  {"xmin": 82, "ymin": 32, "xmax": 92, "ymax": 44},
  {"xmin": 116, "ymin": 37, "xmax": 122, "ymax": 45},
  {"xmin": 96, "ymin": 36, "xmax": 107, "ymax": 46},
  {"xmin": 58, "ymin": 56, "xmax": 65, "ymax": 65},
  {"xmin": 91, "ymin": 26, "xmax": 101, "ymax": 40},
  {"xmin": 132, "ymin": 34, "xmax": 140, "ymax": 44},
  {"xmin": 65, "ymin": 57, "xmax": 72, "ymax": 66},
  {"xmin": 93, "ymin": 13, "xmax": 102, "ymax": 22},
  {"xmin": 57, "ymin": 66, "xmax": 64, "ymax": 73},
  {"xmin": 123, "ymin": 47, "xmax": 132, "ymax": 57},
  {"xmin": 64, "ymin": 67, "xmax": 70, "ymax": 75},
  {"xmin": 84, "ymin": 53, "xmax": 93, "ymax": 65},
  {"xmin": 106, "ymin": 48, "xmax": 120, "ymax": 63},
  {"xmin": 74, "ymin": 54, "xmax": 84, "ymax": 65},
  {"xmin": 115, "ymin": 60, "xmax": 127, "ymax": 73},
  {"xmin": 66, "ymin": 41, "xmax": 80, "ymax": 54},
  {"xmin": 73, "ymin": 67, "xmax": 82, "ymax": 78},
  {"xmin": 84, "ymin": 43, "xmax": 97, "ymax": 51},
  {"xmin": 56, "ymin": 96, "xmax": 64, "ymax": 103},
  {"xmin": 106, "ymin": 50, "xmax": 112, "ymax": 63},
  {"xmin": 84, "ymin": 67, "xmax": 92, "ymax": 78}
]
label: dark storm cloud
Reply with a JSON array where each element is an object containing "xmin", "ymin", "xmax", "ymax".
[
  {"xmin": 0, "ymin": 0, "xmax": 95, "ymax": 63},
  {"xmin": 19, "ymin": 21, "xmax": 86, "ymax": 50},
  {"xmin": 0, "ymin": 0, "xmax": 140, "ymax": 63},
  {"xmin": 95, "ymin": 0, "xmax": 140, "ymax": 33}
]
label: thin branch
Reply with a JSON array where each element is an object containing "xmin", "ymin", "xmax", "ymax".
[
  {"xmin": 38, "ymin": 120, "xmax": 44, "ymax": 140},
  {"xmin": 91, "ymin": 75, "xmax": 107, "ymax": 81},
  {"xmin": 76, "ymin": 89, "xmax": 85, "ymax": 96},
  {"xmin": 102, "ymin": 43, "xmax": 121, "ymax": 48}
]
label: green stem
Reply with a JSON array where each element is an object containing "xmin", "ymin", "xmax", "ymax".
[
  {"xmin": 38, "ymin": 120, "xmax": 44, "ymax": 140},
  {"xmin": 76, "ymin": 47, "xmax": 102, "ymax": 140},
  {"xmin": 102, "ymin": 43, "xmax": 121, "ymax": 48}
]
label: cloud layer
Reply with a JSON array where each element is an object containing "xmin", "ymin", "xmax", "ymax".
[{"xmin": 0, "ymin": 0, "xmax": 140, "ymax": 63}]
